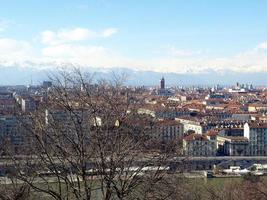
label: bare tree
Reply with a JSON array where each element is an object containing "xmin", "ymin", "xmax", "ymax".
[
  {"xmin": 3, "ymin": 68, "xmax": 177, "ymax": 200},
  {"xmin": 3, "ymin": 68, "xmax": 267, "ymax": 200}
]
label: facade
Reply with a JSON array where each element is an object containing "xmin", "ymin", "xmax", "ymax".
[
  {"xmin": 219, "ymin": 128, "xmax": 244, "ymax": 137},
  {"xmin": 160, "ymin": 77, "xmax": 165, "ymax": 90},
  {"xmin": 248, "ymin": 104, "xmax": 267, "ymax": 112},
  {"xmin": 21, "ymin": 97, "xmax": 36, "ymax": 112},
  {"xmin": 223, "ymin": 137, "xmax": 249, "ymax": 156},
  {"xmin": 138, "ymin": 107, "xmax": 190, "ymax": 120},
  {"xmin": 244, "ymin": 122, "xmax": 267, "ymax": 156},
  {"xmin": 42, "ymin": 81, "xmax": 52, "ymax": 89},
  {"xmin": 176, "ymin": 117, "xmax": 215, "ymax": 134},
  {"xmin": 0, "ymin": 92, "xmax": 16, "ymax": 114},
  {"xmin": 176, "ymin": 117, "xmax": 203, "ymax": 134},
  {"xmin": 183, "ymin": 133, "xmax": 217, "ymax": 156},
  {"xmin": 0, "ymin": 116, "xmax": 24, "ymax": 152},
  {"xmin": 153, "ymin": 120, "xmax": 183, "ymax": 142},
  {"xmin": 167, "ymin": 96, "xmax": 187, "ymax": 103},
  {"xmin": 0, "ymin": 99, "xmax": 16, "ymax": 114}
]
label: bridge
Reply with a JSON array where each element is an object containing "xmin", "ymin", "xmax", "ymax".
[
  {"xmin": 169, "ymin": 156, "xmax": 267, "ymax": 171},
  {"xmin": 0, "ymin": 156, "xmax": 266, "ymax": 175}
]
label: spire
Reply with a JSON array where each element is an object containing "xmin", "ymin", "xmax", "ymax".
[{"xmin": 160, "ymin": 77, "xmax": 165, "ymax": 89}]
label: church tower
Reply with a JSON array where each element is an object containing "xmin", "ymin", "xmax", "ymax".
[{"xmin": 160, "ymin": 77, "xmax": 165, "ymax": 89}]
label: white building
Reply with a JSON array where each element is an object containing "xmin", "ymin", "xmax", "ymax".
[
  {"xmin": 21, "ymin": 97, "xmax": 36, "ymax": 112},
  {"xmin": 248, "ymin": 104, "xmax": 267, "ymax": 112},
  {"xmin": 244, "ymin": 122, "xmax": 267, "ymax": 156},
  {"xmin": 183, "ymin": 133, "xmax": 217, "ymax": 156},
  {"xmin": 176, "ymin": 117, "xmax": 203, "ymax": 134}
]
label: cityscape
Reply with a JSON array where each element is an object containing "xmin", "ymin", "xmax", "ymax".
[{"xmin": 1, "ymin": 0, "xmax": 267, "ymax": 199}]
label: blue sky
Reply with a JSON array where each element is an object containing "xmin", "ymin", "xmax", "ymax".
[{"xmin": 1, "ymin": 0, "xmax": 267, "ymax": 73}]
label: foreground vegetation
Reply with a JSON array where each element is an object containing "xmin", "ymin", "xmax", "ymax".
[{"xmin": 1, "ymin": 174, "xmax": 267, "ymax": 200}]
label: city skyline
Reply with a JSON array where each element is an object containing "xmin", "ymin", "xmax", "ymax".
[{"xmin": 2, "ymin": 2, "xmax": 267, "ymax": 199}]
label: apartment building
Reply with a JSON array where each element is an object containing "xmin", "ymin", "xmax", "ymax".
[
  {"xmin": 244, "ymin": 122, "xmax": 267, "ymax": 156},
  {"xmin": 183, "ymin": 133, "xmax": 217, "ymax": 156}
]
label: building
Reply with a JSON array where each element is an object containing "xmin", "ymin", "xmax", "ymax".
[
  {"xmin": 205, "ymin": 129, "xmax": 249, "ymax": 156},
  {"xmin": 21, "ymin": 97, "xmax": 37, "ymax": 112},
  {"xmin": 152, "ymin": 120, "xmax": 183, "ymax": 142},
  {"xmin": 183, "ymin": 133, "xmax": 217, "ymax": 156},
  {"xmin": 248, "ymin": 104, "xmax": 267, "ymax": 112},
  {"xmin": 219, "ymin": 128, "xmax": 244, "ymax": 137},
  {"xmin": 167, "ymin": 95, "xmax": 187, "ymax": 103},
  {"xmin": 42, "ymin": 81, "xmax": 52, "ymax": 89},
  {"xmin": 223, "ymin": 137, "xmax": 249, "ymax": 156},
  {"xmin": 155, "ymin": 77, "xmax": 174, "ymax": 96},
  {"xmin": 0, "ymin": 99, "xmax": 16, "ymax": 114},
  {"xmin": 160, "ymin": 77, "xmax": 165, "ymax": 90},
  {"xmin": 205, "ymin": 93, "xmax": 227, "ymax": 100},
  {"xmin": 0, "ymin": 92, "xmax": 16, "ymax": 114},
  {"xmin": 175, "ymin": 116, "xmax": 216, "ymax": 134},
  {"xmin": 244, "ymin": 122, "xmax": 267, "ymax": 156},
  {"xmin": 177, "ymin": 117, "xmax": 204, "ymax": 134},
  {"xmin": 138, "ymin": 105, "xmax": 190, "ymax": 120},
  {"xmin": 0, "ymin": 116, "xmax": 24, "ymax": 153}
]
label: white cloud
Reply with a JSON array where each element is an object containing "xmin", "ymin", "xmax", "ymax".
[
  {"xmin": 41, "ymin": 43, "xmax": 132, "ymax": 68},
  {"xmin": 40, "ymin": 27, "xmax": 118, "ymax": 45},
  {"xmin": 42, "ymin": 44, "xmax": 107, "ymax": 61},
  {"xmin": 0, "ymin": 18, "xmax": 10, "ymax": 32},
  {"xmin": 101, "ymin": 28, "xmax": 118, "ymax": 37},
  {"xmin": 256, "ymin": 42, "xmax": 267, "ymax": 49},
  {"xmin": 3, "ymin": 30, "xmax": 267, "ymax": 75},
  {"xmin": 0, "ymin": 38, "xmax": 35, "ymax": 61},
  {"xmin": 124, "ymin": 42, "xmax": 267, "ymax": 74}
]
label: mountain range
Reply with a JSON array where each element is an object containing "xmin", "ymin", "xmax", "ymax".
[{"xmin": 0, "ymin": 65, "xmax": 265, "ymax": 86}]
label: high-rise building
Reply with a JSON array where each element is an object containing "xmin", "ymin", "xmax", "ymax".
[{"xmin": 160, "ymin": 77, "xmax": 165, "ymax": 89}]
